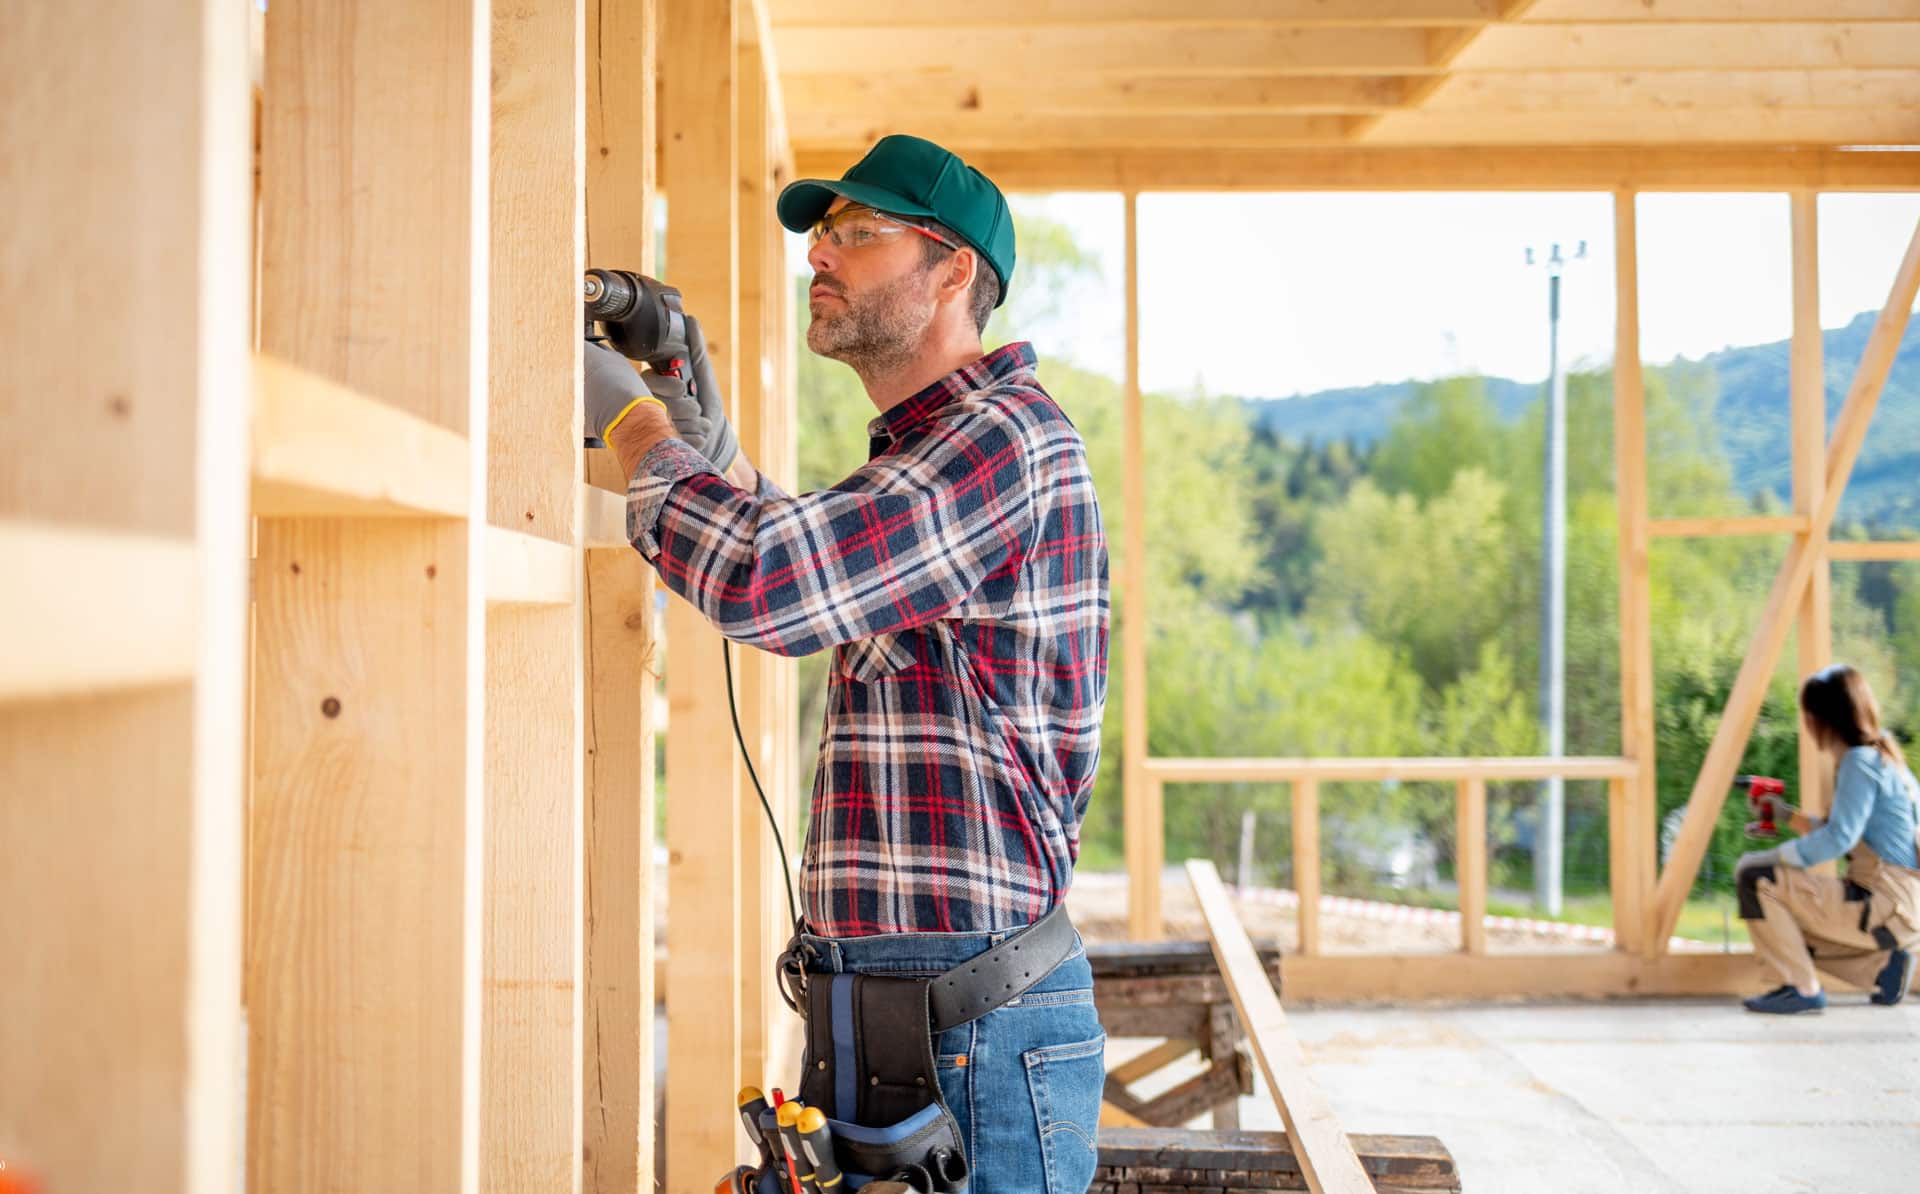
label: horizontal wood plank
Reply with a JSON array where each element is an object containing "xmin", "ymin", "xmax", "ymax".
[
  {"xmin": 1522, "ymin": 0, "xmax": 1920, "ymax": 21},
  {"xmin": 1367, "ymin": 106, "xmax": 1920, "ymax": 145},
  {"xmin": 581, "ymin": 482, "xmax": 629, "ymax": 551},
  {"xmin": 1828, "ymin": 540, "xmax": 1920, "ymax": 561},
  {"xmin": 1280, "ymin": 949, "xmax": 1791, "ymax": 1001},
  {"xmin": 794, "ymin": 112, "xmax": 1358, "ymax": 151},
  {"xmin": 791, "ymin": 146, "xmax": 1920, "ymax": 191},
  {"xmin": 1424, "ymin": 68, "xmax": 1920, "ymax": 112},
  {"xmin": 1145, "ymin": 755, "xmax": 1636, "ymax": 783},
  {"xmin": 784, "ymin": 73, "xmax": 1409, "ymax": 117},
  {"xmin": 1454, "ymin": 23, "xmax": 1920, "ymax": 71},
  {"xmin": 0, "ymin": 520, "xmax": 197, "ymax": 699},
  {"xmin": 484, "ymin": 525, "xmax": 578, "ymax": 607},
  {"xmin": 1648, "ymin": 515, "xmax": 1810, "ymax": 537},
  {"xmin": 775, "ymin": 26, "xmax": 1434, "ymax": 76},
  {"xmin": 772, "ymin": 0, "xmax": 1497, "ymax": 25},
  {"xmin": 252, "ymin": 356, "xmax": 469, "ymax": 519}
]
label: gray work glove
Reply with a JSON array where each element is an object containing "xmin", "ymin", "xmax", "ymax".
[
  {"xmin": 1735, "ymin": 848, "xmax": 1781, "ymax": 876},
  {"xmin": 682, "ymin": 315, "xmax": 739, "ymax": 472},
  {"xmin": 1750, "ymin": 790, "xmax": 1795, "ymax": 826},
  {"xmin": 582, "ymin": 338, "xmax": 681, "ymax": 446}
]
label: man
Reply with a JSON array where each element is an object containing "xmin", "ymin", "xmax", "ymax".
[{"xmin": 582, "ymin": 135, "xmax": 1109, "ymax": 1194}]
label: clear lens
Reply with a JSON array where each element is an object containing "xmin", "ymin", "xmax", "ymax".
[{"xmin": 810, "ymin": 207, "xmax": 908, "ymax": 249}]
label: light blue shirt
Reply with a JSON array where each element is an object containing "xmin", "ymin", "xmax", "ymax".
[{"xmin": 1782, "ymin": 746, "xmax": 1920, "ymax": 870}]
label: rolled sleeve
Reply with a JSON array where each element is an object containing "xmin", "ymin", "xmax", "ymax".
[
  {"xmin": 626, "ymin": 438, "xmax": 721, "ymax": 558},
  {"xmin": 1785, "ymin": 749, "xmax": 1879, "ymax": 869}
]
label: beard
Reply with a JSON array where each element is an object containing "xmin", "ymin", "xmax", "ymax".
[{"xmin": 806, "ymin": 266, "xmax": 935, "ymax": 374}]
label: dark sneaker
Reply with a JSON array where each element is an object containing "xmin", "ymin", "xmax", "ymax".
[
  {"xmin": 1872, "ymin": 949, "xmax": 1915, "ymax": 1006},
  {"xmin": 1743, "ymin": 986, "xmax": 1827, "ymax": 1014}
]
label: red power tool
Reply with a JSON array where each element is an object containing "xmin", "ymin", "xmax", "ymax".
[{"xmin": 1736, "ymin": 775, "xmax": 1787, "ymax": 839}]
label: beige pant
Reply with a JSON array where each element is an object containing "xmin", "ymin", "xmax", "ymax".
[{"xmin": 1748, "ymin": 867, "xmax": 1901, "ymax": 992}]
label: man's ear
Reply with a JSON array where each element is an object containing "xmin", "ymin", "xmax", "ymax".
[{"xmin": 940, "ymin": 248, "xmax": 978, "ymax": 307}]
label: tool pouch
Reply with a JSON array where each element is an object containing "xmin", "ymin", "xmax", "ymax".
[{"xmin": 794, "ymin": 972, "xmax": 969, "ymax": 1192}]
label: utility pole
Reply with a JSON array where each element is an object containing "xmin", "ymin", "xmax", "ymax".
[{"xmin": 1527, "ymin": 240, "xmax": 1585, "ymax": 917}]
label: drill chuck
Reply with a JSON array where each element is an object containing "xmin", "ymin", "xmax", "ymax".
[{"xmin": 584, "ymin": 267, "xmax": 687, "ymax": 366}]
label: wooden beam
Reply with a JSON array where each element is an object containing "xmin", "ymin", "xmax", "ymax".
[
  {"xmin": 1828, "ymin": 540, "xmax": 1920, "ymax": 561},
  {"xmin": 581, "ymin": 9, "xmax": 661, "ymax": 1181},
  {"xmin": 0, "ymin": 521, "xmax": 197, "ymax": 699},
  {"xmin": 1366, "ymin": 107, "xmax": 1920, "ymax": 145},
  {"xmin": 249, "ymin": 0, "xmax": 488, "ymax": 1186},
  {"xmin": 771, "ymin": 0, "xmax": 1499, "ymax": 24},
  {"xmin": 252, "ymin": 356, "xmax": 470, "ymax": 520},
  {"xmin": 1292, "ymin": 779, "xmax": 1322, "ymax": 957},
  {"xmin": 792, "ymin": 146, "xmax": 1920, "ymax": 193},
  {"xmin": 1456, "ymin": 778, "xmax": 1487, "ymax": 956},
  {"xmin": 1605, "ymin": 777, "xmax": 1645, "ymax": 956},
  {"xmin": 0, "ymin": 0, "xmax": 251, "ymax": 1188},
  {"xmin": 1648, "ymin": 515, "xmax": 1809, "ymax": 537},
  {"xmin": 1453, "ymin": 23, "xmax": 1920, "ymax": 71},
  {"xmin": 1790, "ymin": 190, "xmax": 1834, "ymax": 827},
  {"xmin": 1422, "ymin": 69, "xmax": 1920, "ymax": 113},
  {"xmin": 1650, "ymin": 211, "xmax": 1920, "ymax": 949},
  {"xmin": 482, "ymin": 8, "xmax": 587, "ymax": 1188},
  {"xmin": 1109, "ymin": 1039, "xmax": 1199, "ymax": 1087},
  {"xmin": 1280, "ymin": 950, "xmax": 1788, "ymax": 1002},
  {"xmin": 783, "ymin": 74, "xmax": 1410, "ymax": 118},
  {"xmin": 662, "ymin": 0, "xmax": 746, "ymax": 1186},
  {"xmin": 794, "ymin": 113, "xmax": 1358, "ymax": 153},
  {"xmin": 1123, "ymin": 192, "xmax": 1158, "ymax": 943},
  {"xmin": 1612, "ymin": 190, "xmax": 1657, "ymax": 961},
  {"xmin": 774, "ymin": 26, "xmax": 1434, "ymax": 77},
  {"xmin": 1146, "ymin": 756, "xmax": 1637, "ymax": 783},
  {"xmin": 1524, "ymin": 0, "xmax": 1920, "ymax": 21},
  {"xmin": 1187, "ymin": 862, "xmax": 1374, "ymax": 1194}
]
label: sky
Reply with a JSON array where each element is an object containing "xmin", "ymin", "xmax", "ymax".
[{"xmin": 788, "ymin": 190, "xmax": 1920, "ymax": 400}]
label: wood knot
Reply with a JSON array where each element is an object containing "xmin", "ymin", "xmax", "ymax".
[
  {"xmin": 426, "ymin": 564, "xmax": 438, "ymax": 579},
  {"xmin": 321, "ymin": 697, "xmax": 342, "ymax": 719}
]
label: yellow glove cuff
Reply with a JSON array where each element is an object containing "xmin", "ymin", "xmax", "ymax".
[{"xmin": 602, "ymin": 393, "xmax": 669, "ymax": 439}]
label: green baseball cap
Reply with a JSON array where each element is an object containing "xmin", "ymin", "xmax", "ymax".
[{"xmin": 777, "ymin": 134, "xmax": 1014, "ymax": 307}]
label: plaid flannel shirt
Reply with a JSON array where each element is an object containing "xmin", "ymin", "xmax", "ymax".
[{"xmin": 627, "ymin": 342, "xmax": 1108, "ymax": 936}]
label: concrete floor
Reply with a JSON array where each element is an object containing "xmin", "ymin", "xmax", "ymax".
[{"xmin": 1218, "ymin": 998, "xmax": 1920, "ymax": 1193}]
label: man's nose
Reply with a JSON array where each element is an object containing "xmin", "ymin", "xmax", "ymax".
[{"xmin": 806, "ymin": 237, "xmax": 838, "ymax": 275}]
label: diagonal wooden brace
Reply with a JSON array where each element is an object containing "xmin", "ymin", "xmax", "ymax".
[{"xmin": 1649, "ymin": 213, "xmax": 1920, "ymax": 951}]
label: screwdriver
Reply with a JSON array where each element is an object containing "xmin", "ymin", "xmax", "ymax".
[{"xmin": 796, "ymin": 1106, "xmax": 845, "ymax": 1191}]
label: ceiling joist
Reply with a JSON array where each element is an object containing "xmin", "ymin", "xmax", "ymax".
[{"xmin": 772, "ymin": 26, "xmax": 1438, "ymax": 76}]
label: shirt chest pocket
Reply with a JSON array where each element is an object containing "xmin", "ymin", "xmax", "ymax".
[{"xmin": 838, "ymin": 630, "xmax": 920, "ymax": 683}]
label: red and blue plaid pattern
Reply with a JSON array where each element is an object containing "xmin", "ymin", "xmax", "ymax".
[{"xmin": 628, "ymin": 342, "xmax": 1108, "ymax": 935}]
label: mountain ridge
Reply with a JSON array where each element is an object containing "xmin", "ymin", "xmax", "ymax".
[{"xmin": 1244, "ymin": 311, "xmax": 1920, "ymax": 528}]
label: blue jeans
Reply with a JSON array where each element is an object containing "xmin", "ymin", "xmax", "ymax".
[{"xmin": 799, "ymin": 924, "xmax": 1107, "ymax": 1194}]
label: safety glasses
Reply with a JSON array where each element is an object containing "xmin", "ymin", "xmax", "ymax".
[{"xmin": 808, "ymin": 204, "xmax": 960, "ymax": 252}]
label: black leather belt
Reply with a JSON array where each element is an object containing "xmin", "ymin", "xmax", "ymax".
[
  {"xmin": 778, "ymin": 904, "xmax": 1080, "ymax": 1029},
  {"xmin": 928, "ymin": 904, "xmax": 1078, "ymax": 1032}
]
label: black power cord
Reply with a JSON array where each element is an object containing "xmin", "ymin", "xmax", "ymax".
[{"xmin": 722, "ymin": 640, "xmax": 800, "ymax": 929}]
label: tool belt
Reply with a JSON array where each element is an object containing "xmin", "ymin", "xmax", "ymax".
[{"xmin": 770, "ymin": 904, "xmax": 1079, "ymax": 1192}]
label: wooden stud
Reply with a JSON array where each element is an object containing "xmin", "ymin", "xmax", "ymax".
[
  {"xmin": 1650, "ymin": 212, "xmax": 1920, "ymax": 949},
  {"xmin": 0, "ymin": 0, "xmax": 252, "ymax": 1187},
  {"xmin": 733, "ymin": 31, "xmax": 786, "ymax": 1099},
  {"xmin": 1123, "ymin": 191, "xmax": 1159, "ymax": 942},
  {"xmin": 482, "ymin": 0, "xmax": 585, "ymax": 1186},
  {"xmin": 1456, "ymin": 778, "xmax": 1487, "ymax": 956},
  {"xmin": 793, "ymin": 147, "xmax": 1920, "ymax": 194},
  {"xmin": 1790, "ymin": 190, "xmax": 1834, "ymax": 826},
  {"xmin": 1187, "ymin": 862, "xmax": 1375, "ymax": 1194},
  {"xmin": 250, "ymin": 0, "xmax": 490, "ymax": 1188},
  {"xmin": 581, "ymin": 1, "xmax": 660, "ymax": 1184},
  {"xmin": 1612, "ymin": 190, "xmax": 1658, "ymax": 960},
  {"xmin": 1292, "ymin": 779, "xmax": 1322, "ymax": 957},
  {"xmin": 661, "ymin": 0, "xmax": 747, "ymax": 1185}
]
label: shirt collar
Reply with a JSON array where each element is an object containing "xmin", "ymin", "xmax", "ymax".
[{"xmin": 866, "ymin": 342, "xmax": 1038, "ymax": 443}]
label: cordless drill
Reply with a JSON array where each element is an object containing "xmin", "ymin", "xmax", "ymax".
[
  {"xmin": 583, "ymin": 267, "xmax": 695, "ymax": 447},
  {"xmin": 1736, "ymin": 775, "xmax": 1787, "ymax": 839}
]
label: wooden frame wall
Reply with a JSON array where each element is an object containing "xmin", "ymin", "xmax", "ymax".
[
  {"xmin": 1120, "ymin": 182, "xmax": 1920, "ymax": 991},
  {"xmin": 1, "ymin": 2, "xmax": 252, "ymax": 1190}
]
